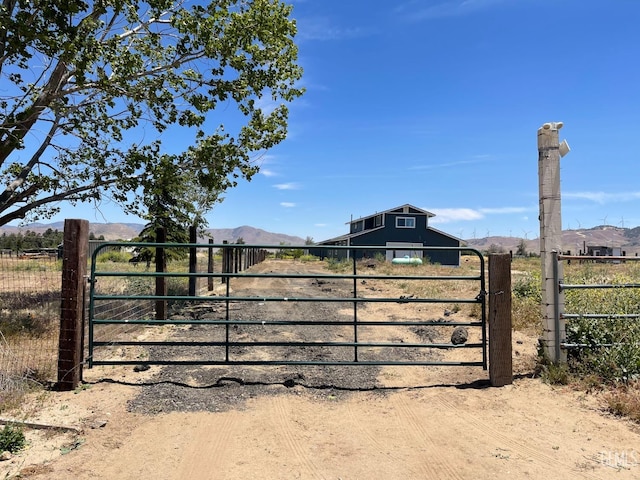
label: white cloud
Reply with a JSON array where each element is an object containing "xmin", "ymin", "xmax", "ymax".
[
  {"xmin": 564, "ymin": 191, "xmax": 640, "ymax": 204},
  {"xmin": 479, "ymin": 207, "xmax": 529, "ymax": 215},
  {"xmin": 280, "ymin": 202, "xmax": 296, "ymax": 208},
  {"xmin": 296, "ymin": 17, "xmax": 367, "ymax": 42},
  {"xmin": 273, "ymin": 182, "xmax": 301, "ymax": 190},
  {"xmin": 260, "ymin": 169, "xmax": 278, "ymax": 177},
  {"xmin": 429, "ymin": 206, "xmax": 530, "ymax": 224},
  {"xmin": 409, "ymin": 157, "xmax": 492, "ymax": 171},
  {"xmin": 429, "ymin": 208, "xmax": 484, "ymax": 223},
  {"xmin": 396, "ymin": 0, "xmax": 509, "ymax": 21}
]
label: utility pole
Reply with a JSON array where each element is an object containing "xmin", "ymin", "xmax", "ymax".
[{"xmin": 538, "ymin": 122, "xmax": 569, "ymax": 363}]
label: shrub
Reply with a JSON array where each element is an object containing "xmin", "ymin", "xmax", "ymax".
[
  {"xmin": 604, "ymin": 382, "xmax": 640, "ymax": 423},
  {"xmin": 96, "ymin": 250, "xmax": 131, "ymax": 263},
  {"xmin": 512, "ymin": 271, "xmax": 542, "ymax": 332},
  {"xmin": 564, "ymin": 269, "xmax": 640, "ymax": 382},
  {"xmin": 0, "ymin": 424, "xmax": 27, "ymax": 453},
  {"xmin": 325, "ymin": 258, "xmax": 351, "ymax": 272}
]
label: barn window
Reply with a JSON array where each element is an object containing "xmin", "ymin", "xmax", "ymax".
[
  {"xmin": 374, "ymin": 214, "xmax": 383, "ymax": 227},
  {"xmin": 396, "ymin": 217, "xmax": 415, "ymax": 228}
]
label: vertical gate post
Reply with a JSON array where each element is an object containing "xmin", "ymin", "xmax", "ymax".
[
  {"xmin": 155, "ymin": 227, "xmax": 167, "ymax": 320},
  {"xmin": 489, "ymin": 253, "xmax": 512, "ymax": 387},
  {"xmin": 222, "ymin": 240, "xmax": 229, "ymax": 284},
  {"xmin": 208, "ymin": 239, "xmax": 214, "ymax": 291},
  {"xmin": 57, "ymin": 219, "xmax": 89, "ymax": 391},
  {"xmin": 538, "ymin": 122, "xmax": 567, "ymax": 363},
  {"xmin": 188, "ymin": 225, "xmax": 197, "ymax": 296}
]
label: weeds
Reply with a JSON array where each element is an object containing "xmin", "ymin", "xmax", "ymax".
[
  {"xmin": 0, "ymin": 424, "xmax": 26, "ymax": 453},
  {"xmin": 564, "ymin": 266, "xmax": 640, "ymax": 383},
  {"xmin": 604, "ymin": 382, "xmax": 640, "ymax": 422},
  {"xmin": 510, "ymin": 259, "xmax": 640, "ymax": 423},
  {"xmin": 96, "ymin": 250, "xmax": 132, "ymax": 263}
]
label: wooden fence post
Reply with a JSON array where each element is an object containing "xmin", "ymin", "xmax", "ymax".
[
  {"xmin": 489, "ymin": 253, "xmax": 513, "ymax": 387},
  {"xmin": 208, "ymin": 238, "xmax": 214, "ymax": 291},
  {"xmin": 222, "ymin": 240, "xmax": 228, "ymax": 284},
  {"xmin": 155, "ymin": 227, "xmax": 167, "ymax": 321},
  {"xmin": 57, "ymin": 219, "xmax": 89, "ymax": 391}
]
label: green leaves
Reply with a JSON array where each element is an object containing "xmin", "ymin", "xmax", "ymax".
[{"xmin": 0, "ymin": 0, "xmax": 303, "ymax": 225}]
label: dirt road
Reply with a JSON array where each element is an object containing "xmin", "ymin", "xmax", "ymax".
[{"xmin": 3, "ymin": 260, "xmax": 640, "ymax": 479}]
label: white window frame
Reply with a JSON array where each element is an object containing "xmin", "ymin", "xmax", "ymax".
[{"xmin": 396, "ymin": 216, "xmax": 415, "ymax": 229}]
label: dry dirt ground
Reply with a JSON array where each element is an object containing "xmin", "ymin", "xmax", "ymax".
[{"xmin": 2, "ymin": 259, "xmax": 640, "ymax": 480}]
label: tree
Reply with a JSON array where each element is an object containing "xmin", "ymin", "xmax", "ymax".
[
  {"xmin": 132, "ymin": 154, "xmax": 191, "ymax": 263},
  {"xmin": 487, "ymin": 243, "xmax": 505, "ymax": 254},
  {"xmin": 516, "ymin": 239, "xmax": 527, "ymax": 257},
  {"xmin": 0, "ymin": 0, "xmax": 303, "ymax": 226}
]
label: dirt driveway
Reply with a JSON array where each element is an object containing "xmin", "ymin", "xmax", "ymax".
[{"xmin": 3, "ymin": 259, "xmax": 640, "ymax": 479}]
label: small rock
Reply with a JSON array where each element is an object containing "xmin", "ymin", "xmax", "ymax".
[
  {"xmin": 91, "ymin": 419, "xmax": 108, "ymax": 429},
  {"xmin": 451, "ymin": 326, "xmax": 469, "ymax": 345},
  {"xmin": 0, "ymin": 451, "xmax": 12, "ymax": 461},
  {"xmin": 133, "ymin": 364, "xmax": 150, "ymax": 372}
]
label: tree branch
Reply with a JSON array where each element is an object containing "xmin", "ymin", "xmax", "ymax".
[
  {"xmin": 0, "ymin": 114, "xmax": 62, "ymax": 210},
  {"xmin": 0, "ymin": 176, "xmax": 119, "ymax": 226}
]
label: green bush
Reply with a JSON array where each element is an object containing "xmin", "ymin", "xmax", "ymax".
[
  {"xmin": 325, "ymin": 258, "xmax": 351, "ymax": 272},
  {"xmin": 512, "ymin": 271, "xmax": 542, "ymax": 332},
  {"xmin": 96, "ymin": 250, "xmax": 131, "ymax": 263},
  {"xmin": 0, "ymin": 424, "xmax": 26, "ymax": 453},
  {"xmin": 512, "ymin": 271, "xmax": 541, "ymax": 301},
  {"xmin": 564, "ymin": 269, "xmax": 640, "ymax": 382}
]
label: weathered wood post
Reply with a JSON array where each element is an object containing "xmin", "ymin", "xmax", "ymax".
[
  {"xmin": 188, "ymin": 225, "xmax": 197, "ymax": 296},
  {"xmin": 57, "ymin": 219, "xmax": 89, "ymax": 391},
  {"xmin": 155, "ymin": 227, "xmax": 167, "ymax": 321},
  {"xmin": 489, "ymin": 253, "xmax": 512, "ymax": 387},
  {"xmin": 538, "ymin": 122, "xmax": 567, "ymax": 363},
  {"xmin": 208, "ymin": 238, "xmax": 214, "ymax": 291},
  {"xmin": 222, "ymin": 240, "xmax": 229, "ymax": 284}
]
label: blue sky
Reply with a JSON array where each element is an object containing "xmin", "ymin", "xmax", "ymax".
[{"xmin": 50, "ymin": 0, "xmax": 640, "ymax": 242}]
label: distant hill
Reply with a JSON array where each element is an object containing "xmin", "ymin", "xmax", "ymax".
[
  {"xmin": 3, "ymin": 222, "xmax": 638, "ymax": 254},
  {"xmin": 0, "ymin": 221, "xmax": 143, "ymax": 240},
  {"xmin": 202, "ymin": 225, "xmax": 305, "ymax": 245},
  {"xmin": 465, "ymin": 225, "xmax": 640, "ymax": 256},
  {"xmin": 0, "ymin": 222, "xmax": 305, "ymax": 245}
]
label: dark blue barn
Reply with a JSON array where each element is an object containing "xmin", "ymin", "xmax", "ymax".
[{"xmin": 313, "ymin": 204, "xmax": 461, "ymax": 266}]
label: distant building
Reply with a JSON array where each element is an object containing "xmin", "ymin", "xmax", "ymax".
[
  {"xmin": 585, "ymin": 245, "xmax": 622, "ymax": 257},
  {"xmin": 313, "ymin": 204, "xmax": 461, "ymax": 266}
]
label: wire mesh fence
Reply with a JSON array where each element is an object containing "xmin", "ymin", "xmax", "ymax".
[{"xmin": 0, "ymin": 254, "xmax": 61, "ymax": 399}]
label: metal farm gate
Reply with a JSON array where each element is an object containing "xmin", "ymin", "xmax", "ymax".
[
  {"xmin": 86, "ymin": 244, "xmax": 488, "ymax": 369},
  {"xmin": 553, "ymin": 252, "xmax": 640, "ymax": 356}
]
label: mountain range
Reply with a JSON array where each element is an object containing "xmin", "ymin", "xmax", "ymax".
[
  {"xmin": 2, "ymin": 222, "xmax": 640, "ymax": 255},
  {"xmin": 0, "ymin": 222, "xmax": 306, "ymax": 245},
  {"xmin": 466, "ymin": 225, "xmax": 640, "ymax": 256}
]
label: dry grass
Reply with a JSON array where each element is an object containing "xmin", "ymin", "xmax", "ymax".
[{"xmin": 604, "ymin": 382, "xmax": 640, "ymax": 423}]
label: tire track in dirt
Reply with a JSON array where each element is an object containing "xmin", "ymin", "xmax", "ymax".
[
  {"xmin": 344, "ymin": 401, "xmax": 430, "ymax": 478},
  {"xmin": 269, "ymin": 395, "xmax": 325, "ymax": 480},
  {"xmin": 431, "ymin": 393, "xmax": 604, "ymax": 480},
  {"xmin": 175, "ymin": 411, "xmax": 241, "ymax": 479},
  {"xmin": 389, "ymin": 393, "xmax": 467, "ymax": 480}
]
